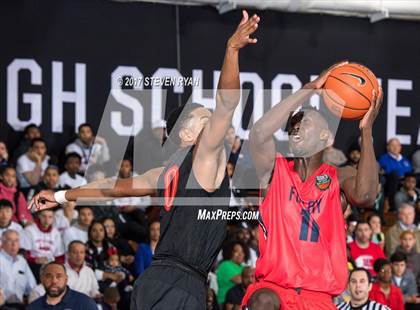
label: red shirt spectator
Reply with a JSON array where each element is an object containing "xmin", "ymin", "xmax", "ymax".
[
  {"xmin": 348, "ymin": 221, "xmax": 386, "ymax": 276},
  {"xmin": 0, "ymin": 167, "xmax": 33, "ymax": 225},
  {"xmin": 369, "ymin": 282, "xmax": 404, "ymax": 310}
]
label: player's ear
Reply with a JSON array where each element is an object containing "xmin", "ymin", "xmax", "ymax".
[
  {"xmin": 320, "ymin": 129, "xmax": 333, "ymax": 146},
  {"xmin": 179, "ymin": 127, "xmax": 194, "ymax": 143}
]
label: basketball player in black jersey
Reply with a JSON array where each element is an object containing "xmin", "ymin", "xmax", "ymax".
[{"xmin": 29, "ymin": 11, "xmax": 260, "ymax": 310}]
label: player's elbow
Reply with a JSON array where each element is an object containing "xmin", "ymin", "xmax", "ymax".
[
  {"xmin": 249, "ymin": 124, "xmax": 267, "ymax": 145},
  {"xmin": 352, "ymin": 192, "xmax": 376, "ymax": 207},
  {"xmin": 216, "ymin": 91, "xmax": 240, "ymax": 111}
]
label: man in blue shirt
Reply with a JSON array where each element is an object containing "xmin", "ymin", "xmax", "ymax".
[
  {"xmin": 28, "ymin": 262, "xmax": 97, "ymax": 310},
  {"xmin": 379, "ymin": 138, "xmax": 413, "ymax": 210}
]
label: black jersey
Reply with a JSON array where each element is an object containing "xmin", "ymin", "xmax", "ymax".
[{"xmin": 154, "ymin": 146, "xmax": 230, "ymax": 276}]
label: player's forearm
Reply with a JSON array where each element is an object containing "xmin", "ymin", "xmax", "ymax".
[
  {"xmin": 251, "ymin": 87, "xmax": 313, "ymax": 144},
  {"xmin": 354, "ymin": 128, "xmax": 378, "ymax": 206},
  {"xmin": 216, "ymin": 46, "xmax": 241, "ymax": 111}
]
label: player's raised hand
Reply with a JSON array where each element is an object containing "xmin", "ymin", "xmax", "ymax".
[
  {"xmin": 359, "ymin": 86, "xmax": 383, "ymax": 130},
  {"xmin": 304, "ymin": 60, "xmax": 349, "ymax": 90},
  {"xmin": 227, "ymin": 10, "xmax": 260, "ymax": 50},
  {"xmin": 27, "ymin": 190, "xmax": 59, "ymax": 212}
]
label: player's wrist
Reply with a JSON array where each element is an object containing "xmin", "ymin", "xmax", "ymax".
[{"xmin": 54, "ymin": 190, "xmax": 68, "ymax": 204}]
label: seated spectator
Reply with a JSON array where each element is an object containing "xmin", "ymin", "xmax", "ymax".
[
  {"xmin": 0, "ymin": 199, "xmax": 23, "ymax": 248},
  {"xmin": 16, "ymin": 138, "xmax": 50, "ymax": 194},
  {"xmin": 54, "ymin": 201, "xmax": 78, "ymax": 234},
  {"xmin": 216, "ymin": 241, "xmax": 248, "ymax": 306},
  {"xmin": 21, "ymin": 210, "xmax": 65, "ymax": 281},
  {"xmin": 0, "ymin": 166, "xmax": 33, "ymax": 226},
  {"xmin": 98, "ymin": 287, "xmax": 120, "ymax": 310},
  {"xmin": 65, "ymin": 123, "xmax": 110, "ymax": 173},
  {"xmin": 412, "ymin": 149, "xmax": 420, "ymax": 174},
  {"xmin": 62, "ymin": 205, "xmax": 93, "ymax": 250},
  {"xmin": 236, "ymin": 226, "xmax": 257, "ymax": 267},
  {"xmin": 11, "ymin": 124, "xmax": 41, "ymax": 164},
  {"xmin": 369, "ymin": 259, "xmax": 404, "ymax": 310},
  {"xmin": 348, "ymin": 220, "xmax": 386, "ymax": 276},
  {"xmin": 337, "ymin": 267, "xmax": 390, "ymax": 310},
  {"xmin": 85, "ymin": 221, "xmax": 124, "ymax": 291},
  {"xmin": 225, "ymin": 267, "xmax": 255, "ymax": 310},
  {"xmin": 394, "ymin": 173, "xmax": 420, "ymax": 210},
  {"xmin": 390, "ymin": 252, "xmax": 420, "ymax": 304},
  {"xmin": 103, "ymin": 218, "xmax": 134, "ymax": 267},
  {"xmin": 385, "ymin": 203, "xmax": 420, "ymax": 256},
  {"xmin": 59, "ymin": 153, "xmax": 87, "ymax": 188},
  {"xmin": 207, "ymin": 288, "xmax": 219, "ymax": 310},
  {"xmin": 368, "ymin": 213, "xmax": 385, "ymax": 250},
  {"xmin": 0, "ymin": 229, "xmax": 36, "ymax": 309},
  {"xmin": 0, "ymin": 140, "xmax": 9, "ymax": 168},
  {"xmin": 379, "ymin": 138, "xmax": 413, "ymax": 211},
  {"xmin": 346, "ymin": 147, "xmax": 361, "ymax": 169},
  {"xmin": 27, "ymin": 262, "xmax": 97, "ymax": 310},
  {"xmin": 134, "ymin": 220, "xmax": 160, "ymax": 277},
  {"xmin": 394, "ymin": 231, "xmax": 420, "ymax": 288},
  {"xmin": 27, "ymin": 165, "xmax": 61, "ymax": 202}
]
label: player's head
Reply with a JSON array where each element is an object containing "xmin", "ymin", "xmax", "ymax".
[
  {"xmin": 347, "ymin": 268, "xmax": 372, "ymax": 304},
  {"xmin": 286, "ymin": 108, "xmax": 332, "ymax": 157},
  {"xmin": 374, "ymin": 258, "xmax": 392, "ymax": 283},
  {"xmin": 166, "ymin": 103, "xmax": 211, "ymax": 146}
]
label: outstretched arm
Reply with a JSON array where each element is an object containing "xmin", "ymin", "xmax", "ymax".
[
  {"xmin": 340, "ymin": 88, "xmax": 382, "ymax": 206},
  {"xmin": 194, "ymin": 11, "xmax": 260, "ymax": 190},
  {"xmin": 249, "ymin": 61, "xmax": 348, "ymax": 187},
  {"xmin": 28, "ymin": 167, "xmax": 163, "ymax": 211}
]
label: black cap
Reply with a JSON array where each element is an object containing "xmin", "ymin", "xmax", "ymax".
[{"xmin": 0, "ymin": 199, "xmax": 13, "ymax": 209}]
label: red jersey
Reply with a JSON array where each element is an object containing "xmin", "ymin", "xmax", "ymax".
[
  {"xmin": 255, "ymin": 155, "xmax": 347, "ymax": 295},
  {"xmin": 348, "ymin": 241, "xmax": 386, "ymax": 276}
]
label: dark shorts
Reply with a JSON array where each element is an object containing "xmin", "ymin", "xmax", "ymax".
[{"xmin": 130, "ymin": 265, "xmax": 207, "ymax": 310}]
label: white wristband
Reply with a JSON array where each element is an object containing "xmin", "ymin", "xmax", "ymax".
[{"xmin": 54, "ymin": 190, "xmax": 68, "ymax": 204}]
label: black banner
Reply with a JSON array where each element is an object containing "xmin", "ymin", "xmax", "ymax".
[{"xmin": 1, "ymin": 0, "xmax": 419, "ymax": 163}]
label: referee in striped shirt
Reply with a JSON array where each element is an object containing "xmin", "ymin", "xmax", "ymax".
[{"xmin": 337, "ymin": 267, "xmax": 390, "ymax": 310}]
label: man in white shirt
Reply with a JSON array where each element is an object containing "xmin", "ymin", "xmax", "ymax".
[
  {"xmin": 16, "ymin": 138, "xmax": 50, "ymax": 191},
  {"xmin": 0, "ymin": 229, "xmax": 36, "ymax": 308},
  {"xmin": 59, "ymin": 153, "xmax": 87, "ymax": 189},
  {"xmin": 62, "ymin": 206, "xmax": 94, "ymax": 250},
  {"xmin": 65, "ymin": 123, "xmax": 110, "ymax": 173},
  {"xmin": 0, "ymin": 199, "xmax": 24, "ymax": 248}
]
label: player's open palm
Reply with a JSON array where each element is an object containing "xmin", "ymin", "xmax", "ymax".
[
  {"xmin": 28, "ymin": 190, "xmax": 58, "ymax": 211},
  {"xmin": 359, "ymin": 86, "xmax": 383, "ymax": 130},
  {"xmin": 228, "ymin": 10, "xmax": 260, "ymax": 50}
]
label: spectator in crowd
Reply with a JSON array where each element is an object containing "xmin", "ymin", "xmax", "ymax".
[
  {"xmin": 369, "ymin": 259, "xmax": 405, "ymax": 310},
  {"xmin": 372, "ymin": 183, "xmax": 385, "ymax": 221},
  {"xmin": 22, "ymin": 209, "xmax": 65, "ymax": 281},
  {"xmin": 0, "ymin": 140, "xmax": 9, "ymax": 168},
  {"xmin": 16, "ymin": 138, "xmax": 50, "ymax": 194},
  {"xmin": 347, "ymin": 147, "xmax": 361, "ymax": 169},
  {"xmin": 98, "ymin": 287, "xmax": 120, "ymax": 310},
  {"xmin": 236, "ymin": 226, "xmax": 257, "ymax": 267},
  {"xmin": 102, "ymin": 218, "xmax": 135, "ymax": 268},
  {"xmin": 85, "ymin": 221, "xmax": 124, "ymax": 291},
  {"xmin": 134, "ymin": 220, "xmax": 160, "ymax": 277},
  {"xmin": 0, "ymin": 199, "xmax": 23, "ymax": 248},
  {"xmin": 322, "ymin": 143, "xmax": 347, "ymax": 167},
  {"xmin": 0, "ymin": 229, "xmax": 36, "ymax": 309},
  {"xmin": 11, "ymin": 124, "xmax": 41, "ymax": 164},
  {"xmin": 395, "ymin": 173, "xmax": 420, "ymax": 209},
  {"xmin": 394, "ymin": 231, "xmax": 420, "ymax": 288},
  {"xmin": 27, "ymin": 165, "xmax": 61, "ymax": 202},
  {"xmin": 412, "ymin": 149, "xmax": 420, "ymax": 174},
  {"xmin": 385, "ymin": 203, "xmax": 420, "ymax": 256},
  {"xmin": 225, "ymin": 267, "xmax": 255, "ymax": 310},
  {"xmin": 216, "ymin": 241, "xmax": 248, "ymax": 306},
  {"xmin": 368, "ymin": 213, "xmax": 385, "ymax": 250},
  {"xmin": 379, "ymin": 138, "xmax": 413, "ymax": 211},
  {"xmin": 348, "ymin": 220, "xmax": 386, "ymax": 276},
  {"xmin": 390, "ymin": 252, "xmax": 420, "ymax": 304},
  {"xmin": 27, "ymin": 262, "xmax": 97, "ymax": 310},
  {"xmin": 65, "ymin": 123, "xmax": 110, "ymax": 173},
  {"xmin": 54, "ymin": 201, "xmax": 78, "ymax": 235},
  {"xmin": 62, "ymin": 205, "xmax": 93, "ymax": 250},
  {"xmin": 337, "ymin": 267, "xmax": 390, "ymax": 310},
  {"xmin": 59, "ymin": 153, "xmax": 87, "ymax": 189},
  {"xmin": 0, "ymin": 166, "xmax": 33, "ymax": 226}
]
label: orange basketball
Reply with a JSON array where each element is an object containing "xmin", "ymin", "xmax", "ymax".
[{"xmin": 322, "ymin": 63, "xmax": 379, "ymax": 120}]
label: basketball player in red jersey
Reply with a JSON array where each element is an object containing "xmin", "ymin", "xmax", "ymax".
[
  {"xmin": 28, "ymin": 11, "xmax": 260, "ymax": 310},
  {"xmin": 243, "ymin": 64, "xmax": 383, "ymax": 310}
]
